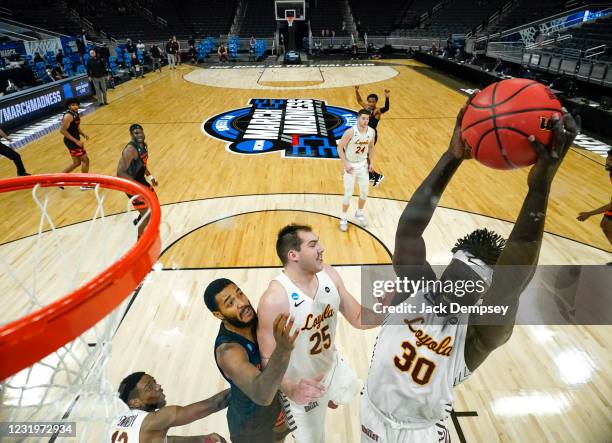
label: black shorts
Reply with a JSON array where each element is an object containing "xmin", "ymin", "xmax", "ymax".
[
  {"xmin": 605, "ymin": 213, "xmax": 612, "ymax": 221},
  {"xmin": 126, "ymin": 183, "xmax": 156, "ymax": 210},
  {"xmin": 64, "ymin": 138, "xmax": 86, "ymax": 157}
]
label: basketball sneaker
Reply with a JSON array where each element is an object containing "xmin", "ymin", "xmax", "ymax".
[
  {"xmin": 373, "ymin": 173, "xmax": 385, "ymax": 187},
  {"xmin": 355, "ymin": 211, "xmax": 368, "ymax": 227},
  {"xmin": 340, "ymin": 218, "xmax": 348, "ymax": 232}
]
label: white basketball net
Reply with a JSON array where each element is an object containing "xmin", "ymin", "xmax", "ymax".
[{"xmin": 0, "ymin": 182, "xmax": 152, "ymax": 440}]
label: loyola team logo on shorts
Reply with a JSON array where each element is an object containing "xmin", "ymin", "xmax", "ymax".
[{"xmin": 202, "ymin": 99, "xmax": 358, "ymax": 159}]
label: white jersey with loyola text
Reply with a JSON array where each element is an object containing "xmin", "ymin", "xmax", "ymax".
[
  {"xmin": 365, "ymin": 291, "xmax": 471, "ymax": 429},
  {"xmin": 108, "ymin": 409, "xmax": 168, "ymax": 443},
  {"xmin": 274, "ymin": 270, "xmax": 340, "ymax": 385},
  {"xmin": 344, "ymin": 125, "xmax": 374, "ymax": 164}
]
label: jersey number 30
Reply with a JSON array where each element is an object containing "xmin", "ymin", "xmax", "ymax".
[
  {"xmin": 393, "ymin": 341, "xmax": 435, "ymax": 385},
  {"xmin": 111, "ymin": 431, "xmax": 128, "ymax": 442},
  {"xmin": 310, "ymin": 325, "xmax": 332, "ymax": 355}
]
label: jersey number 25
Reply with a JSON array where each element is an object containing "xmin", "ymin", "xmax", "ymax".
[{"xmin": 310, "ymin": 325, "xmax": 332, "ymax": 355}]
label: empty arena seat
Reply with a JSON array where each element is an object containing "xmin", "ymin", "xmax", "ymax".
[
  {"xmin": 590, "ymin": 63, "xmax": 607, "ymax": 81},
  {"xmin": 576, "ymin": 61, "xmax": 592, "ymax": 80},
  {"xmin": 548, "ymin": 56, "xmax": 561, "ymax": 73},
  {"xmin": 539, "ymin": 54, "xmax": 551, "ymax": 69},
  {"xmin": 559, "ymin": 59, "xmax": 577, "ymax": 76}
]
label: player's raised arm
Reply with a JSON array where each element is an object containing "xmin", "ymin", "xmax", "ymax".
[
  {"xmin": 464, "ymin": 110, "xmax": 579, "ymax": 372},
  {"xmin": 380, "ymin": 90, "xmax": 390, "ymax": 113},
  {"xmin": 142, "ymin": 388, "xmax": 230, "ymax": 431},
  {"xmin": 393, "ymin": 96, "xmax": 475, "ymax": 287},
  {"xmin": 355, "ymin": 85, "xmax": 367, "ymax": 108},
  {"xmin": 217, "ymin": 313, "xmax": 297, "ymax": 406}
]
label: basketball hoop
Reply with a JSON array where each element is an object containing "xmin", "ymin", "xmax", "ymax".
[
  {"xmin": 0, "ymin": 173, "xmax": 161, "ymax": 380},
  {"xmin": 0, "ymin": 173, "xmax": 161, "ymax": 440},
  {"xmin": 287, "ymin": 16, "xmax": 295, "ymax": 27}
]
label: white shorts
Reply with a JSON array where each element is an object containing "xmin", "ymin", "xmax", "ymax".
[
  {"xmin": 360, "ymin": 390, "xmax": 451, "ymax": 443},
  {"xmin": 288, "ymin": 353, "xmax": 360, "ymax": 443},
  {"xmin": 343, "ymin": 161, "xmax": 370, "ymax": 202}
]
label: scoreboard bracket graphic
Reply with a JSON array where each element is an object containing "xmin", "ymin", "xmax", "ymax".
[{"xmin": 202, "ymin": 99, "xmax": 358, "ymax": 159}]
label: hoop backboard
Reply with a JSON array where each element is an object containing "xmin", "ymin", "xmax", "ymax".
[{"xmin": 275, "ymin": 0, "xmax": 305, "ymax": 21}]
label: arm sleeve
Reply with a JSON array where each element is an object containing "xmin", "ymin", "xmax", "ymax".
[{"xmin": 380, "ymin": 97, "xmax": 390, "ymax": 113}]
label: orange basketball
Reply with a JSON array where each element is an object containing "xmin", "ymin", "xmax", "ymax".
[{"xmin": 461, "ymin": 79, "xmax": 562, "ymax": 170}]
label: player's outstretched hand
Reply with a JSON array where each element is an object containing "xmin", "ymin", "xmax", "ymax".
[
  {"xmin": 291, "ymin": 374, "xmax": 326, "ymax": 405},
  {"xmin": 576, "ymin": 212, "xmax": 591, "ymax": 222},
  {"xmin": 384, "ymin": 89, "xmax": 390, "ymax": 97},
  {"xmin": 344, "ymin": 162, "xmax": 353, "ymax": 174},
  {"xmin": 451, "ymin": 92, "xmax": 478, "ymax": 160},
  {"xmin": 355, "ymin": 85, "xmax": 360, "ymax": 90},
  {"xmin": 151, "ymin": 177, "xmax": 159, "ymax": 187},
  {"xmin": 528, "ymin": 109, "xmax": 579, "ymax": 186},
  {"xmin": 272, "ymin": 313, "xmax": 299, "ymax": 353},
  {"xmin": 203, "ymin": 433, "xmax": 227, "ymax": 443}
]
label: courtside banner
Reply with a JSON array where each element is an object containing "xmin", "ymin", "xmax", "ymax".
[
  {"xmin": 360, "ymin": 265, "xmax": 612, "ymax": 326},
  {"xmin": 0, "ymin": 75, "xmax": 92, "ymax": 130}
]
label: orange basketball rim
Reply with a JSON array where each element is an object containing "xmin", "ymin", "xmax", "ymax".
[{"xmin": 0, "ymin": 174, "xmax": 161, "ymax": 380}]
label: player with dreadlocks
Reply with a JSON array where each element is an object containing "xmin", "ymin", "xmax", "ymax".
[{"xmin": 360, "ymin": 96, "xmax": 579, "ymax": 443}]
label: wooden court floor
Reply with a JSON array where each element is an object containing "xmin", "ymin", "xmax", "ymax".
[{"xmin": 0, "ymin": 60, "xmax": 610, "ymax": 442}]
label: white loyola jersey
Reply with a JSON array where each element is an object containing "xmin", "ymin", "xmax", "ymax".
[
  {"xmin": 365, "ymin": 291, "xmax": 470, "ymax": 428},
  {"xmin": 108, "ymin": 409, "xmax": 168, "ymax": 442},
  {"xmin": 274, "ymin": 270, "xmax": 340, "ymax": 384},
  {"xmin": 344, "ymin": 125, "xmax": 374, "ymax": 164}
]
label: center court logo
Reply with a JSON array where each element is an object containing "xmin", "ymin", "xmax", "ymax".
[{"xmin": 202, "ymin": 99, "xmax": 358, "ymax": 159}]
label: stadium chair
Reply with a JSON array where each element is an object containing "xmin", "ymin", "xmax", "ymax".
[
  {"xmin": 76, "ymin": 64, "xmax": 87, "ymax": 74},
  {"xmin": 576, "ymin": 61, "xmax": 592, "ymax": 81}
]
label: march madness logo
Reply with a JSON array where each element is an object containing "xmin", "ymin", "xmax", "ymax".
[{"xmin": 202, "ymin": 99, "xmax": 357, "ymax": 159}]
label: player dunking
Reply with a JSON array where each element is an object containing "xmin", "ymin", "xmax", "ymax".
[
  {"xmin": 355, "ymin": 86, "xmax": 390, "ymax": 187},
  {"xmin": 337, "ymin": 109, "xmax": 375, "ymax": 232},
  {"xmin": 360, "ymin": 99, "xmax": 579, "ymax": 442},
  {"xmin": 60, "ymin": 98, "xmax": 91, "ymax": 186},
  {"xmin": 116, "ymin": 124, "xmax": 159, "ymax": 238},
  {"xmin": 257, "ymin": 224, "xmax": 381, "ymax": 443}
]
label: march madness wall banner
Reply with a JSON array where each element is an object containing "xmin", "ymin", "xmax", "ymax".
[{"xmin": 203, "ymin": 99, "xmax": 358, "ymax": 159}]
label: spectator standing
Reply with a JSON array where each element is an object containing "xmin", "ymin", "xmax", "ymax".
[
  {"xmin": 86, "ymin": 49, "xmax": 110, "ymax": 106},
  {"xmin": 188, "ymin": 44, "xmax": 197, "ymax": 64},
  {"xmin": 166, "ymin": 38, "xmax": 176, "ymax": 69},
  {"xmin": 33, "ymin": 52, "xmax": 44, "ymax": 63},
  {"xmin": 249, "ymin": 36, "xmax": 256, "ymax": 62},
  {"xmin": 126, "ymin": 39, "xmax": 136, "ymax": 55},
  {"xmin": 150, "ymin": 44, "xmax": 162, "ymax": 72},
  {"xmin": 171, "ymin": 36, "xmax": 181, "ymax": 65},
  {"xmin": 136, "ymin": 40, "xmax": 145, "ymax": 52}
]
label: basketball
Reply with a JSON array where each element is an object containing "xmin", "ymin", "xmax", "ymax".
[{"xmin": 461, "ymin": 79, "xmax": 563, "ymax": 170}]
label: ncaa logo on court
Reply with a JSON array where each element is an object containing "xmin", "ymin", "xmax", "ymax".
[{"xmin": 202, "ymin": 99, "xmax": 358, "ymax": 159}]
